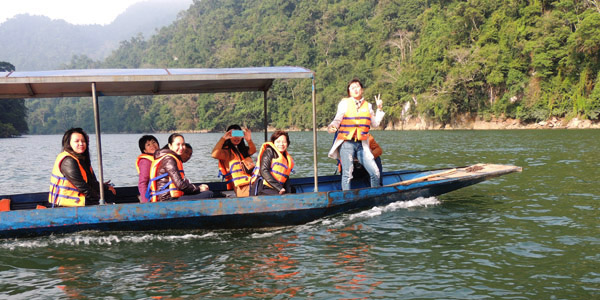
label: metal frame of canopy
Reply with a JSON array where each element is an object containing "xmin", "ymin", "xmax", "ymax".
[{"xmin": 0, "ymin": 67, "xmax": 318, "ymax": 203}]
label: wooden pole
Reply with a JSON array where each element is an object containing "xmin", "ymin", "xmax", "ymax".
[
  {"xmin": 263, "ymin": 91, "xmax": 268, "ymax": 142},
  {"xmin": 311, "ymin": 76, "xmax": 318, "ymax": 192}
]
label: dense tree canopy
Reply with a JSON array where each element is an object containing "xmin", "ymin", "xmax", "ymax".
[{"xmin": 25, "ymin": 0, "xmax": 600, "ymax": 134}]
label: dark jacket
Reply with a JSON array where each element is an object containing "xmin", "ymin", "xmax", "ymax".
[
  {"xmin": 59, "ymin": 155, "xmax": 101, "ymax": 205},
  {"xmin": 154, "ymin": 148, "xmax": 199, "ymax": 201},
  {"xmin": 259, "ymin": 147, "xmax": 291, "ymax": 193}
]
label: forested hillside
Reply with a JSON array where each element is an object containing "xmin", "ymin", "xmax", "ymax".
[
  {"xmin": 25, "ymin": 0, "xmax": 600, "ymax": 134},
  {"xmin": 0, "ymin": 62, "xmax": 28, "ymax": 137}
]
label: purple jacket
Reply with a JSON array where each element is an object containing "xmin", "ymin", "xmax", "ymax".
[{"xmin": 137, "ymin": 157, "xmax": 152, "ymax": 203}]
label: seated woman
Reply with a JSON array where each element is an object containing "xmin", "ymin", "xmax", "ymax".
[
  {"xmin": 136, "ymin": 135, "xmax": 159, "ymax": 203},
  {"xmin": 250, "ymin": 130, "xmax": 294, "ymax": 195},
  {"xmin": 147, "ymin": 133, "xmax": 213, "ymax": 202},
  {"xmin": 211, "ymin": 125, "xmax": 256, "ymax": 197},
  {"xmin": 49, "ymin": 127, "xmax": 116, "ymax": 207}
]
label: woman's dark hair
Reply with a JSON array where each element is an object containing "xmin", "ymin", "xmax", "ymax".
[
  {"xmin": 270, "ymin": 130, "xmax": 290, "ymax": 146},
  {"xmin": 223, "ymin": 124, "xmax": 250, "ymax": 157},
  {"xmin": 346, "ymin": 78, "xmax": 364, "ymax": 97},
  {"xmin": 62, "ymin": 127, "xmax": 91, "ymax": 162},
  {"xmin": 138, "ymin": 135, "xmax": 158, "ymax": 153},
  {"xmin": 163, "ymin": 133, "xmax": 184, "ymax": 149}
]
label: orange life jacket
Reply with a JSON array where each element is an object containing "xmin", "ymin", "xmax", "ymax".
[
  {"xmin": 251, "ymin": 142, "xmax": 294, "ymax": 189},
  {"xmin": 48, "ymin": 151, "xmax": 92, "ymax": 207},
  {"xmin": 136, "ymin": 153, "xmax": 154, "ymax": 174},
  {"xmin": 336, "ymin": 98, "xmax": 371, "ymax": 141},
  {"xmin": 147, "ymin": 153, "xmax": 185, "ymax": 202},
  {"xmin": 218, "ymin": 149, "xmax": 252, "ymax": 190}
]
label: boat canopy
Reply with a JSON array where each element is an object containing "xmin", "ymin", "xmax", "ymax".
[
  {"xmin": 0, "ymin": 66, "xmax": 319, "ymax": 201},
  {"xmin": 0, "ymin": 67, "xmax": 313, "ymax": 99}
]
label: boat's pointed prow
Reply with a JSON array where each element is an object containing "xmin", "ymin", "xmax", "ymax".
[{"xmin": 386, "ymin": 163, "xmax": 522, "ymax": 187}]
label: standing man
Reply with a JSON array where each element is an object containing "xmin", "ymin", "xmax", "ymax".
[{"xmin": 327, "ymin": 78, "xmax": 385, "ymax": 190}]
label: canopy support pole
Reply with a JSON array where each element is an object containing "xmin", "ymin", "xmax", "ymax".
[
  {"xmin": 311, "ymin": 76, "xmax": 318, "ymax": 192},
  {"xmin": 91, "ymin": 83, "xmax": 106, "ymax": 205},
  {"xmin": 263, "ymin": 90, "xmax": 268, "ymax": 142}
]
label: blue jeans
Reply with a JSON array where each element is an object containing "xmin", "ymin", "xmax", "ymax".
[{"xmin": 339, "ymin": 140, "xmax": 381, "ymax": 190}]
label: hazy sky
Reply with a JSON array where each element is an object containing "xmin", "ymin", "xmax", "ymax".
[{"xmin": 0, "ymin": 0, "xmax": 149, "ymax": 25}]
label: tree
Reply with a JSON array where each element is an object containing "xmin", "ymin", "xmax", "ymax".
[
  {"xmin": 22, "ymin": 0, "xmax": 600, "ymax": 134},
  {"xmin": 0, "ymin": 61, "xmax": 28, "ymax": 137}
]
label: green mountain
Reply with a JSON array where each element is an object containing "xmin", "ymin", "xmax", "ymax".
[{"xmin": 24, "ymin": 0, "xmax": 600, "ymax": 134}]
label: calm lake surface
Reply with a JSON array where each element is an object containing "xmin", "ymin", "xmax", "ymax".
[{"xmin": 0, "ymin": 130, "xmax": 598, "ymax": 299}]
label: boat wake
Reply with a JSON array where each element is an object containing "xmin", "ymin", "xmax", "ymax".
[
  {"xmin": 348, "ymin": 196, "xmax": 441, "ymax": 221},
  {"xmin": 299, "ymin": 196, "xmax": 442, "ymax": 230},
  {"xmin": 1, "ymin": 197, "xmax": 441, "ymax": 248},
  {"xmin": 0, "ymin": 231, "xmax": 218, "ymax": 250}
]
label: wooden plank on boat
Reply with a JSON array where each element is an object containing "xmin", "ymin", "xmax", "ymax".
[
  {"xmin": 387, "ymin": 164, "xmax": 522, "ymax": 186},
  {"xmin": 386, "ymin": 168, "xmax": 457, "ymax": 186}
]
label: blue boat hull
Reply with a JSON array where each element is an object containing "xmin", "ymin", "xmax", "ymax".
[{"xmin": 0, "ymin": 165, "xmax": 521, "ymax": 238}]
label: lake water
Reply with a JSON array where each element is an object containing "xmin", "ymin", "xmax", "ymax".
[{"xmin": 0, "ymin": 130, "xmax": 598, "ymax": 299}]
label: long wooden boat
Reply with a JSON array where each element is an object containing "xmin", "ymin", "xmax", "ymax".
[
  {"xmin": 0, "ymin": 67, "xmax": 521, "ymax": 238},
  {"xmin": 0, "ymin": 164, "xmax": 520, "ymax": 238}
]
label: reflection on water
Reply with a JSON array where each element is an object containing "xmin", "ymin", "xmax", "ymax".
[
  {"xmin": 328, "ymin": 224, "xmax": 381, "ymax": 298},
  {"xmin": 0, "ymin": 130, "xmax": 599, "ymax": 298},
  {"xmin": 227, "ymin": 236, "xmax": 302, "ymax": 298}
]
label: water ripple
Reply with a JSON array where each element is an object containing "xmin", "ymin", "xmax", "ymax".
[{"xmin": 503, "ymin": 241, "xmax": 562, "ymax": 258}]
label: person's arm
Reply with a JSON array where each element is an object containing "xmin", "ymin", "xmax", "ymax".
[
  {"xmin": 328, "ymin": 100, "xmax": 347, "ymax": 132},
  {"xmin": 138, "ymin": 159, "xmax": 152, "ymax": 203},
  {"xmin": 247, "ymin": 139, "xmax": 257, "ymax": 157},
  {"xmin": 369, "ymin": 136, "xmax": 382, "ymax": 158},
  {"xmin": 86, "ymin": 163, "xmax": 116, "ymax": 196},
  {"xmin": 60, "ymin": 157, "xmax": 99, "ymax": 200},
  {"xmin": 164, "ymin": 156, "xmax": 200, "ymax": 194},
  {"xmin": 259, "ymin": 148, "xmax": 284, "ymax": 191},
  {"xmin": 370, "ymin": 95, "xmax": 385, "ymax": 128},
  {"xmin": 247, "ymin": 139, "xmax": 257, "ymax": 156},
  {"xmin": 211, "ymin": 137, "xmax": 229, "ymax": 160},
  {"xmin": 368, "ymin": 102, "xmax": 385, "ymax": 128},
  {"xmin": 283, "ymin": 177, "xmax": 292, "ymax": 194},
  {"xmin": 244, "ymin": 128, "xmax": 257, "ymax": 156}
]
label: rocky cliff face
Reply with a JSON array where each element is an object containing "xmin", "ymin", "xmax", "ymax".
[{"xmin": 387, "ymin": 115, "xmax": 600, "ymax": 130}]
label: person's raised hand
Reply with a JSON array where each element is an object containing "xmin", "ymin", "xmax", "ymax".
[
  {"xmin": 243, "ymin": 128, "xmax": 252, "ymax": 141},
  {"xmin": 375, "ymin": 94, "xmax": 383, "ymax": 110}
]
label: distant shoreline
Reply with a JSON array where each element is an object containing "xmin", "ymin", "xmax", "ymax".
[
  {"xmin": 159, "ymin": 117, "xmax": 600, "ymax": 134},
  {"xmin": 13, "ymin": 117, "xmax": 600, "ymax": 137},
  {"xmin": 382, "ymin": 116, "xmax": 600, "ymax": 130}
]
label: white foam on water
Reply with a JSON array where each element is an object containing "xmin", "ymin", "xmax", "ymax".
[
  {"xmin": 250, "ymin": 230, "xmax": 283, "ymax": 239},
  {"xmin": 1, "ymin": 198, "xmax": 441, "ymax": 248},
  {"xmin": 291, "ymin": 197, "xmax": 442, "ymax": 231},
  {"xmin": 348, "ymin": 196, "xmax": 441, "ymax": 221},
  {"xmin": 0, "ymin": 231, "xmax": 219, "ymax": 250}
]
